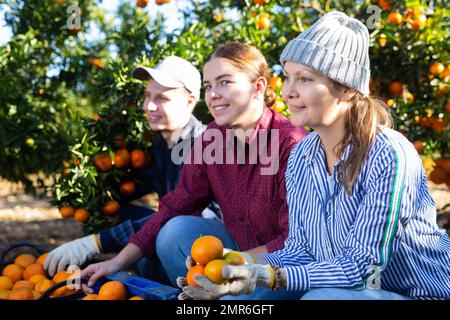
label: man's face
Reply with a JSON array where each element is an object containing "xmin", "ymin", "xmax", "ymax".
[{"xmin": 142, "ymin": 80, "xmax": 194, "ymax": 132}]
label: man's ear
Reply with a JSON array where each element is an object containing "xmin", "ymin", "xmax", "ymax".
[
  {"xmin": 340, "ymin": 87, "xmax": 357, "ymax": 102},
  {"xmin": 187, "ymin": 94, "xmax": 197, "ymax": 111}
]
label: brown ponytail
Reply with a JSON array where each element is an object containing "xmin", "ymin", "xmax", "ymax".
[
  {"xmin": 334, "ymin": 89, "xmax": 395, "ymax": 195},
  {"xmin": 204, "ymin": 42, "xmax": 275, "ymax": 108}
]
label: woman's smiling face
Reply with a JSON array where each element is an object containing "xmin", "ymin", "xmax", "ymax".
[
  {"xmin": 282, "ymin": 61, "xmax": 351, "ymax": 129},
  {"xmin": 203, "ymin": 57, "xmax": 261, "ymax": 129}
]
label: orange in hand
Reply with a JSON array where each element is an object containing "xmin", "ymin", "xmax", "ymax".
[
  {"xmin": 191, "ymin": 235, "xmax": 224, "ymax": 266},
  {"xmin": 204, "ymin": 259, "xmax": 229, "ymax": 284},
  {"xmin": 186, "ymin": 265, "xmax": 205, "ymax": 286}
]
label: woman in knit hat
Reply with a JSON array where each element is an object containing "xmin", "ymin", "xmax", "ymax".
[{"xmin": 179, "ymin": 11, "xmax": 450, "ymax": 300}]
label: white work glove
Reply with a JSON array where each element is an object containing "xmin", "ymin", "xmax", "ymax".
[
  {"xmin": 177, "ymin": 264, "xmax": 274, "ymax": 300},
  {"xmin": 44, "ymin": 235, "xmax": 101, "ymax": 276}
]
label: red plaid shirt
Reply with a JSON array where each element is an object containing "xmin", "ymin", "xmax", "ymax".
[{"xmin": 129, "ymin": 107, "xmax": 309, "ymax": 258}]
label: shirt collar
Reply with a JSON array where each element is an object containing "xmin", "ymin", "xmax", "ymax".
[
  {"xmin": 169, "ymin": 115, "xmax": 205, "ymax": 145},
  {"xmin": 225, "ymin": 107, "xmax": 273, "ymax": 145},
  {"xmin": 154, "ymin": 115, "xmax": 205, "ymax": 149},
  {"xmin": 301, "ymin": 132, "xmax": 352, "ymax": 167}
]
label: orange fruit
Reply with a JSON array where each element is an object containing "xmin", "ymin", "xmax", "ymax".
[
  {"xmin": 130, "ymin": 149, "xmax": 146, "ymax": 169},
  {"xmin": 97, "ymin": 281, "xmax": 127, "ymax": 300},
  {"xmin": 191, "ymin": 235, "xmax": 224, "ymax": 266},
  {"xmin": 23, "ymin": 263, "xmax": 47, "ymax": 281},
  {"xmin": 92, "ymin": 114, "xmax": 101, "ymax": 122},
  {"xmin": 59, "ymin": 206, "xmax": 75, "ymax": 218},
  {"xmin": 429, "ymin": 63, "xmax": 445, "ymax": 76},
  {"xmin": 411, "ymin": 15, "xmax": 427, "ymax": 30},
  {"xmin": 204, "ymin": 259, "xmax": 229, "ymax": 284},
  {"xmin": 429, "ymin": 167, "xmax": 448, "ymax": 185},
  {"xmin": 29, "ymin": 274, "xmax": 47, "ymax": 286},
  {"xmin": 32, "ymin": 290, "xmax": 41, "ymax": 300},
  {"xmin": 378, "ymin": 37, "xmax": 387, "ymax": 47},
  {"xmin": 52, "ymin": 271, "xmax": 78, "ymax": 296},
  {"xmin": 74, "ymin": 208, "xmax": 90, "ymax": 223},
  {"xmin": 136, "ymin": 0, "xmax": 148, "ymax": 8},
  {"xmin": 443, "ymin": 66, "xmax": 450, "ymax": 81},
  {"xmin": 0, "ymin": 290, "xmax": 10, "ymax": 300},
  {"xmin": 36, "ymin": 253, "xmax": 48, "ymax": 266},
  {"xmin": 257, "ymin": 13, "xmax": 271, "ymax": 30},
  {"xmin": 223, "ymin": 251, "xmax": 246, "ymax": 266},
  {"xmin": 378, "ymin": 0, "xmax": 392, "ymax": 10},
  {"xmin": 114, "ymin": 149, "xmax": 130, "ymax": 168},
  {"xmin": 2, "ymin": 264, "xmax": 24, "ymax": 283},
  {"xmin": 94, "ymin": 153, "xmax": 113, "ymax": 172},
  {"xmin": 129, "ymin": 296, "xmax": 145, "ymax": 300},
  {"xmin": 269, "ymin": 76, "xmax": 283, "ymax": 89},
  {"xmin": 388, "ymin": 82, "xmax": 403, "ymax": 97},
  {"xmin": 114, "ymin": 136, "xmax": 127, "ymax": 149},
  {"xmin": 34, "ymin": 279, "xmax": 55, "ymax": 295},
  {"xmin": 386, "ymin": 99, "xmax": 394, "ymax": 107},
  {"xmin": 73, "ymin": 158, "xmax": 80, "ymax": 166},
  {"xmin": 431, "ymin": 118, "xmax": 445, "ymax": 133},
  {"xmin": 272, "ymin": 99, "xmax": 285, "ymax": 113},
  {"xmin": 253, "ymin": 0, "xmax": 268, "ymax": 4},
  {"xmin": 12, "ymin": 280, "xmax": 34, "ymax": 291},
  {"xmin": 388, "ymin": 11, "xmax": 403, "ymax": 25},
  {"xmin": 120, "ymin": 181, "xmax": 136, "ymax": 196},
  {"xmin": 14, "ymin": 254, "xmax": 36, "ymax": 269},
  {"xmin": 412, "ymin": 140, "xmax": 424, "ymax": 154},
  {"xmin": 101, "ymin": 200, "xmax": 120, "ymax": 215},
  {"xmin": 403, "ymin": 92, "xmax": 414, "ymax": 103},
  {"xmin": 82, "ymin": 294, "xmax": 98, "ymax": 300},
  {"xmin": 0, "ymin": 276, "xmax": 13, "ymax": 290},
  {"xmin": 186, "ymin": 265, "xmax": 205, "ymax": 287},
  {"xmin": 9, "ymin": 287, "xmax": 33, "ymax": 300},
  {"xmin": 435, "ymin": 158, "xmax": 450, "ymax": 174}
]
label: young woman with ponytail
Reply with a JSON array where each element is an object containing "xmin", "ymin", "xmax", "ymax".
[{"xmin": 179, "ymin": 12, "xmax": 450, "ymax": 301}]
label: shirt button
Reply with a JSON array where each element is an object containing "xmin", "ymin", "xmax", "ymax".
[{"xmin": 238, "ymin": 216, "xmax": 245, "ymax": 222}]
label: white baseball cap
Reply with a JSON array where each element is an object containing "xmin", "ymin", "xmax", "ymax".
[{"xmin": 132, "ymin": 56, "xmax": 201, "ymax": 100}]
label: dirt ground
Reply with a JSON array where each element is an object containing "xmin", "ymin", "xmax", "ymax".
[{"xmin": 0, "ymin": 178, "xmax": 449, "ymax": 255}]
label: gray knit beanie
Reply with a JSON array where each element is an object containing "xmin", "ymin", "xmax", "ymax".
[{"xmin": 280, "ymin": 11, "xmax": 370, "ymax": 96}]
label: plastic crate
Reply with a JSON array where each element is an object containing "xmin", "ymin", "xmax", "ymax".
[{"xmin": 89, "ymin": 271, "xmax": 180, "ymax": 300}]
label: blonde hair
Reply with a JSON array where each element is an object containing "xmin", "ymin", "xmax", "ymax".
[
  {"xmin": 204, "ymin": 42, "xmax": 275, "ymax": 108},
  {"xmin": 333, "ymin": 84, "xmax": 394, "ymax": 195}
]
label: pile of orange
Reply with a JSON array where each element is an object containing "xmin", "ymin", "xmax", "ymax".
[
  {"xmin": 186, "ymin": 235, "xmax": 245, "ymax": 286},
  {"xmin": 1, "ymin": 252, "xmax": 81, "ymax": 300}
]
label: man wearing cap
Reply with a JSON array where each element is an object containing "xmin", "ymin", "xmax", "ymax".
[{"xmin": 44, "ymin": 56, "xmax": 220, "ymax": 283}]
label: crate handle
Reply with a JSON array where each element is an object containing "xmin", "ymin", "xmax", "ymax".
[{"xmin": 0, "ymin": 242, "xmax": 45, "ymax": 265}]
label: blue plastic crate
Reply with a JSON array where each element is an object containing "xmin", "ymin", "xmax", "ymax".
[{"xmin": 91, "ymin": 272, "xmax": 180, "ymax": 300}]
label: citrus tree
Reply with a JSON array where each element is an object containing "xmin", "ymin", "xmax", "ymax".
[{"xmin": 1, "ymin": 0, "xmax": 448, "ymax": 233}]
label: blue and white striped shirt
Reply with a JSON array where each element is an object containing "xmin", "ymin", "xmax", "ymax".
[{"xmin": 263, "ymin": 128, "xmax": 450, "ymax": 300}]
